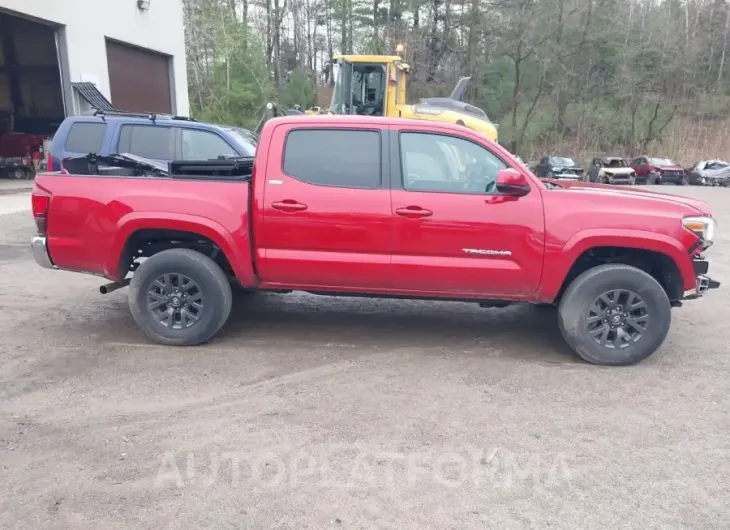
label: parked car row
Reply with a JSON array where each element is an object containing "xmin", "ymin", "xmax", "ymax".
[{"xmin": 532, "ymin": 154, "xmax": 730, "ymax": 187}]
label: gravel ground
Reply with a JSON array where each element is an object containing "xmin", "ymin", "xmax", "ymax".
[{"xmin": 0, "ymin": 185, "xmax": 729, "ymax": 529}]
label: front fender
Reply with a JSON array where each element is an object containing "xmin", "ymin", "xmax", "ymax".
[
  {"xmin": 538, "ymin": 228, "xmax": 695, "ymax": 302},
  {"xmin": 105, "ymin": 212, "xmax": 255, "ymax": 286}
]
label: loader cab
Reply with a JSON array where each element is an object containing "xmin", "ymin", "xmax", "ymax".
[{"xmin": 329, "ymin": 55, "xmax": 407, "ymax": 117}]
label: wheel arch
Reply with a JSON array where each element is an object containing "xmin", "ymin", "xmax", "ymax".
[
  {"xmin": 540, "ymin": 230, "xmax": 694, "ymax": 304},
  {"xmin": 106, "ymin": 213, "xmax": 255, "ymax": 287}
]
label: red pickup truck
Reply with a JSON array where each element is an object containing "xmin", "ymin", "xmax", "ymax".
[{"xmin": 30, "ymin": 116, "xmax": 719, "ymax": 365}]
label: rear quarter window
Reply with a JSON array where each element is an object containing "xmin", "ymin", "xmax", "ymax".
[
  {"xmin": 283, "ymin": 129, "xmax": 381, "ymax": 188},
  {"xmin": 64, "ymin": 122, "xmax": 106, "ymax": 153}
]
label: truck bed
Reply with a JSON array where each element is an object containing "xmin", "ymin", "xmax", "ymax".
[{"xmin": 34, "ymin": 171, "xmax": 255, "ymax": 283}]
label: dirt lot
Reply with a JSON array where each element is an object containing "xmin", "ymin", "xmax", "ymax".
[{"xmin": 1, "ymin": 185, "xmax": 729, "ymax": 529}]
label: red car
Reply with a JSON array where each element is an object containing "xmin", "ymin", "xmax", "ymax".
[
  {"xmin": 631, "ymin": 156, "xmax": 688, "ymax": 185},
  {"xmin": 30, "ymin": 116, "xmax": 719, "ymax": 365}
]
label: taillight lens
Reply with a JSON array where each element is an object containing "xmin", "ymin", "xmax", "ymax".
[
  {"xmin": 32, "ymin": 185, "xmax": 51, "ymax": 236},
  {"xmin": 47, "ymin": 155, "xmax": 54, "ymax": 172}
]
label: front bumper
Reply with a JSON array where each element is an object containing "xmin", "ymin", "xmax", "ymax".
[
  {"xmin": 605, "ymin": 175, "xmax": 634, "ymax": 184},
  {"xmin": 683, "ymin": 258, "xmax": 720, "ymax": 300},
  {"xmin": 31, "ymin": 236, "xmax": 56, "ymax": 270},
  {"xmin": 553, "ymin": 172, "xmax": 582, "ymax": 180}
]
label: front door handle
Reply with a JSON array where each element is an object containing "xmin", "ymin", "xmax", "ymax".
[
  {"xmin": 272, "ymin": 200, "xmax": 308, "ymax": 212},
  {"xmin": 395, "ymin": 206, "xmax": 433, "ymax": 218}
]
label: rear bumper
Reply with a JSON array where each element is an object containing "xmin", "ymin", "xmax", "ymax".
[{"xmin": 31, "ymin": 236, "xmax": 56, "ymax": 270}]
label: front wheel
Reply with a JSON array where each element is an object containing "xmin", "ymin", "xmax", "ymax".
[
  {"xmin": 646, "ymin": 172, "xmax": 658, "ymax": 185},
  {"xmin": 678, "ymin": 174, "xmax": 689, "ymax": 186},
  {"xmin": 128, "ymin": 248, "xmax": 233, "ymax": 346},
  {"xmin": 558, "ymin": 264, "xmax": 671, "ymax": 366}
]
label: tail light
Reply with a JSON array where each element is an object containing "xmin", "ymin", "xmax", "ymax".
[
  {"xmin": 31, "ymin": 185, "xmax": 51, "ymax": 236},
  {"xmin": 47, "ymin": 155, "xmax": 54, "ymax": 172}
]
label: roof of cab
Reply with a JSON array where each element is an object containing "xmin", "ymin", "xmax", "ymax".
[{"xmin": 263, "ymin": 114, "xmax": 471, "ymax": 132}]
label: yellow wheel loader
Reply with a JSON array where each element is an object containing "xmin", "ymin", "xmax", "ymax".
[{"xmin": 256, "ymin": 47, "xmax": 498, "ymax": 142}]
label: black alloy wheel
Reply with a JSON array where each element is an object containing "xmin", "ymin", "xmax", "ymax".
[
  {"xmin": 128, "ymin": 248, "xmax": 233, "ymax": 346},
  {"xmin": 147, "ymin": 273, "xmax": 204, "ymax": 330},
  {"xmin": 557, "ymin": 263, "xmax": 671, "ymax": 365},
  {"xmin": 585, "ymin": 289, "xmax": 649, "ymax": 350}
]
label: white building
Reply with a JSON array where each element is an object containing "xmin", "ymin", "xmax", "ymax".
[{"xmin": 0, "ymin": 0, "xmax": 189, "ymax": 137}]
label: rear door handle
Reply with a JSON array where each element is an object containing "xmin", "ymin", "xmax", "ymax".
[
  {"xmin": 272, "ymin": 200, "xmax": 308, "ymax": 212},
  {"xmin": 395, "ymin": 206, "xmax": 433, "ymax": 218}
]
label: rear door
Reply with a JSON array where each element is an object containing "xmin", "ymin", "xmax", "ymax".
[
  {"xmin": 257, "ymin": 123, "xmax": 392, "ymax": 289},
  {"xmin": 389, "ymin": 125, "xmax": 545, "ymax": 296}
]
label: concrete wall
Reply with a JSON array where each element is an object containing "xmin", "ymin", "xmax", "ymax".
[{"xmin": 0, "ymin": 0, "xmax": 189, "ymax": 115}]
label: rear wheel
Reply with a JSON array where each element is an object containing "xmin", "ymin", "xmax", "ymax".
[
  {"xmin": 128, "ymin": 249, "xmax": 233, "ymax": 346},
  {"xmin": 558, "ymin": 264, "xmax": 671, "ymax": 366}
]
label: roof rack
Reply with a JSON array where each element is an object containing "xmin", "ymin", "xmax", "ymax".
[
  {"xmin": 90, "ymin": 109, "xmax": 198, "ymax": 123},
  {"xmin": 93, "ymin": 109, "xmax": 156, "ymax": 119}
]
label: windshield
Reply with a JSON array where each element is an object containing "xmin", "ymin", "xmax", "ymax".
[
  {"xmin": 648, "ymin": 157, "xmax": 675, "ymax": 166},
  {"xmin": 330, "ymin": 61, "xmax": 386, "ymax": 116},
  {"xmin": 551, "ymin": 157, "xmax": 576, "ymax": 166},
  {"xmin": 225, "ymin": 128, "xmax": 257, "ymax": 156},
  {"xmin": 605, "ymin": 158, "xmax": 627, "ymax": 168}
]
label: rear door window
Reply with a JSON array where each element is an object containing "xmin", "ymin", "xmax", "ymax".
[
  {"xmin": 118, "ymin": 125, "xmax": 175, "ymax": 160},
  {"xmin": 64, "ymin": 122, "xmax": 106, "ymax": 154},
  {"xmin": 283, "ymin": 129, "xmax": 381, "ymax": 188},
  {"xmin": 181, "ymin": 129, "xmax": 238, "ymax": 160}
]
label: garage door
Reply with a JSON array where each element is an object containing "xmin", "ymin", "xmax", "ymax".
[{"xmin": 106, "ymin": 40, "xmax": 172, "ymax": 113}]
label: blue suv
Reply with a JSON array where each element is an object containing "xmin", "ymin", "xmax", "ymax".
[{"xmin": 47, "ymin": 111, "xmax": 257, "ymax": 172}]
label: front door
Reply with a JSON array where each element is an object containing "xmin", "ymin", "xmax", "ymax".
[
  {"xmin": 389, "ymin": 126, "xmax": 545, "ymax": 296},
  {"xmin": 257, "ymin": 124, "xmax": 392, "ymax": 289}
]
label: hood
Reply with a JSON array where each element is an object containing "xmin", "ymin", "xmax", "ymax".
[
  {"xmin": 551, "ymin": 163, "xmax": 582, "ymax": 170},
  {"xmin": 655, "ymin": 164, "xmax": 683, "ymax": 171},
  {"xmin": 541, "ymin": 179, "xmax": 711, "ymax": 215},
  {"xmin": 600, "ymin": 167, "xmax": 634, "ymax": 175}
]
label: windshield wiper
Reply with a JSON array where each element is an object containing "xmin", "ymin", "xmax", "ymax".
[
  {"xmin": 112, "ymin": 153, "xmax": 169, "ymax": 175},
  {"xmin": 79, "ymin": 153, "xmax": 168, "ymax": 176}
]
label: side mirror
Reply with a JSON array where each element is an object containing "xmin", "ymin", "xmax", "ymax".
[{"xmin": 496, "ymin": 168, "xmax": 530, "ymax": 196}]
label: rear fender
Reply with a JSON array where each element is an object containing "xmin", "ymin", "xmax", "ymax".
[
  {"xmin": 106, "ymin": 212, "xmax": 255, "ymax": 285},
  {"xmin": 538, "ymin": 228, "xmax": 694, "ymax": 302}
]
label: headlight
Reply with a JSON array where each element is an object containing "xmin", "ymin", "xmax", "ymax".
[{"xmin": 683, "ymin": 216, "xmax": 716, "ymax": 245}]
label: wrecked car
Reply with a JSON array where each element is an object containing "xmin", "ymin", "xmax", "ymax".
[
  {"xmin": 534, "ymin": 155, "xmax": 584, "ymax": 180},
  {"xmin": 587, "ymin": 156, "xmax": 636, "ymax": 185},
  {"xmin": 686, "ymin": 160, "xmax": 730, "ymax": 186}
]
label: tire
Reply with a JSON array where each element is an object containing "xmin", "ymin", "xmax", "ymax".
[
  {"xmin": 646, "ymin": 173, "xmax": 657, "ymax": 185},
  {"xmin": 557, "ymin": 264, "xmax": 671, "ymax": 366},
  {"xmin": 11, "ymin": 168, "xmax": 26, "ymax": 180},
  {"xmin": 678, "ymin": 174, "xmax": 688, "ymax": 186},
  {"xmin": 128, "ymin": 248, "xmax": 233, "ymax": 346},
  {"xmin": 602, "ymin": 176, "xmax": 609, "ymax": 184}
]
